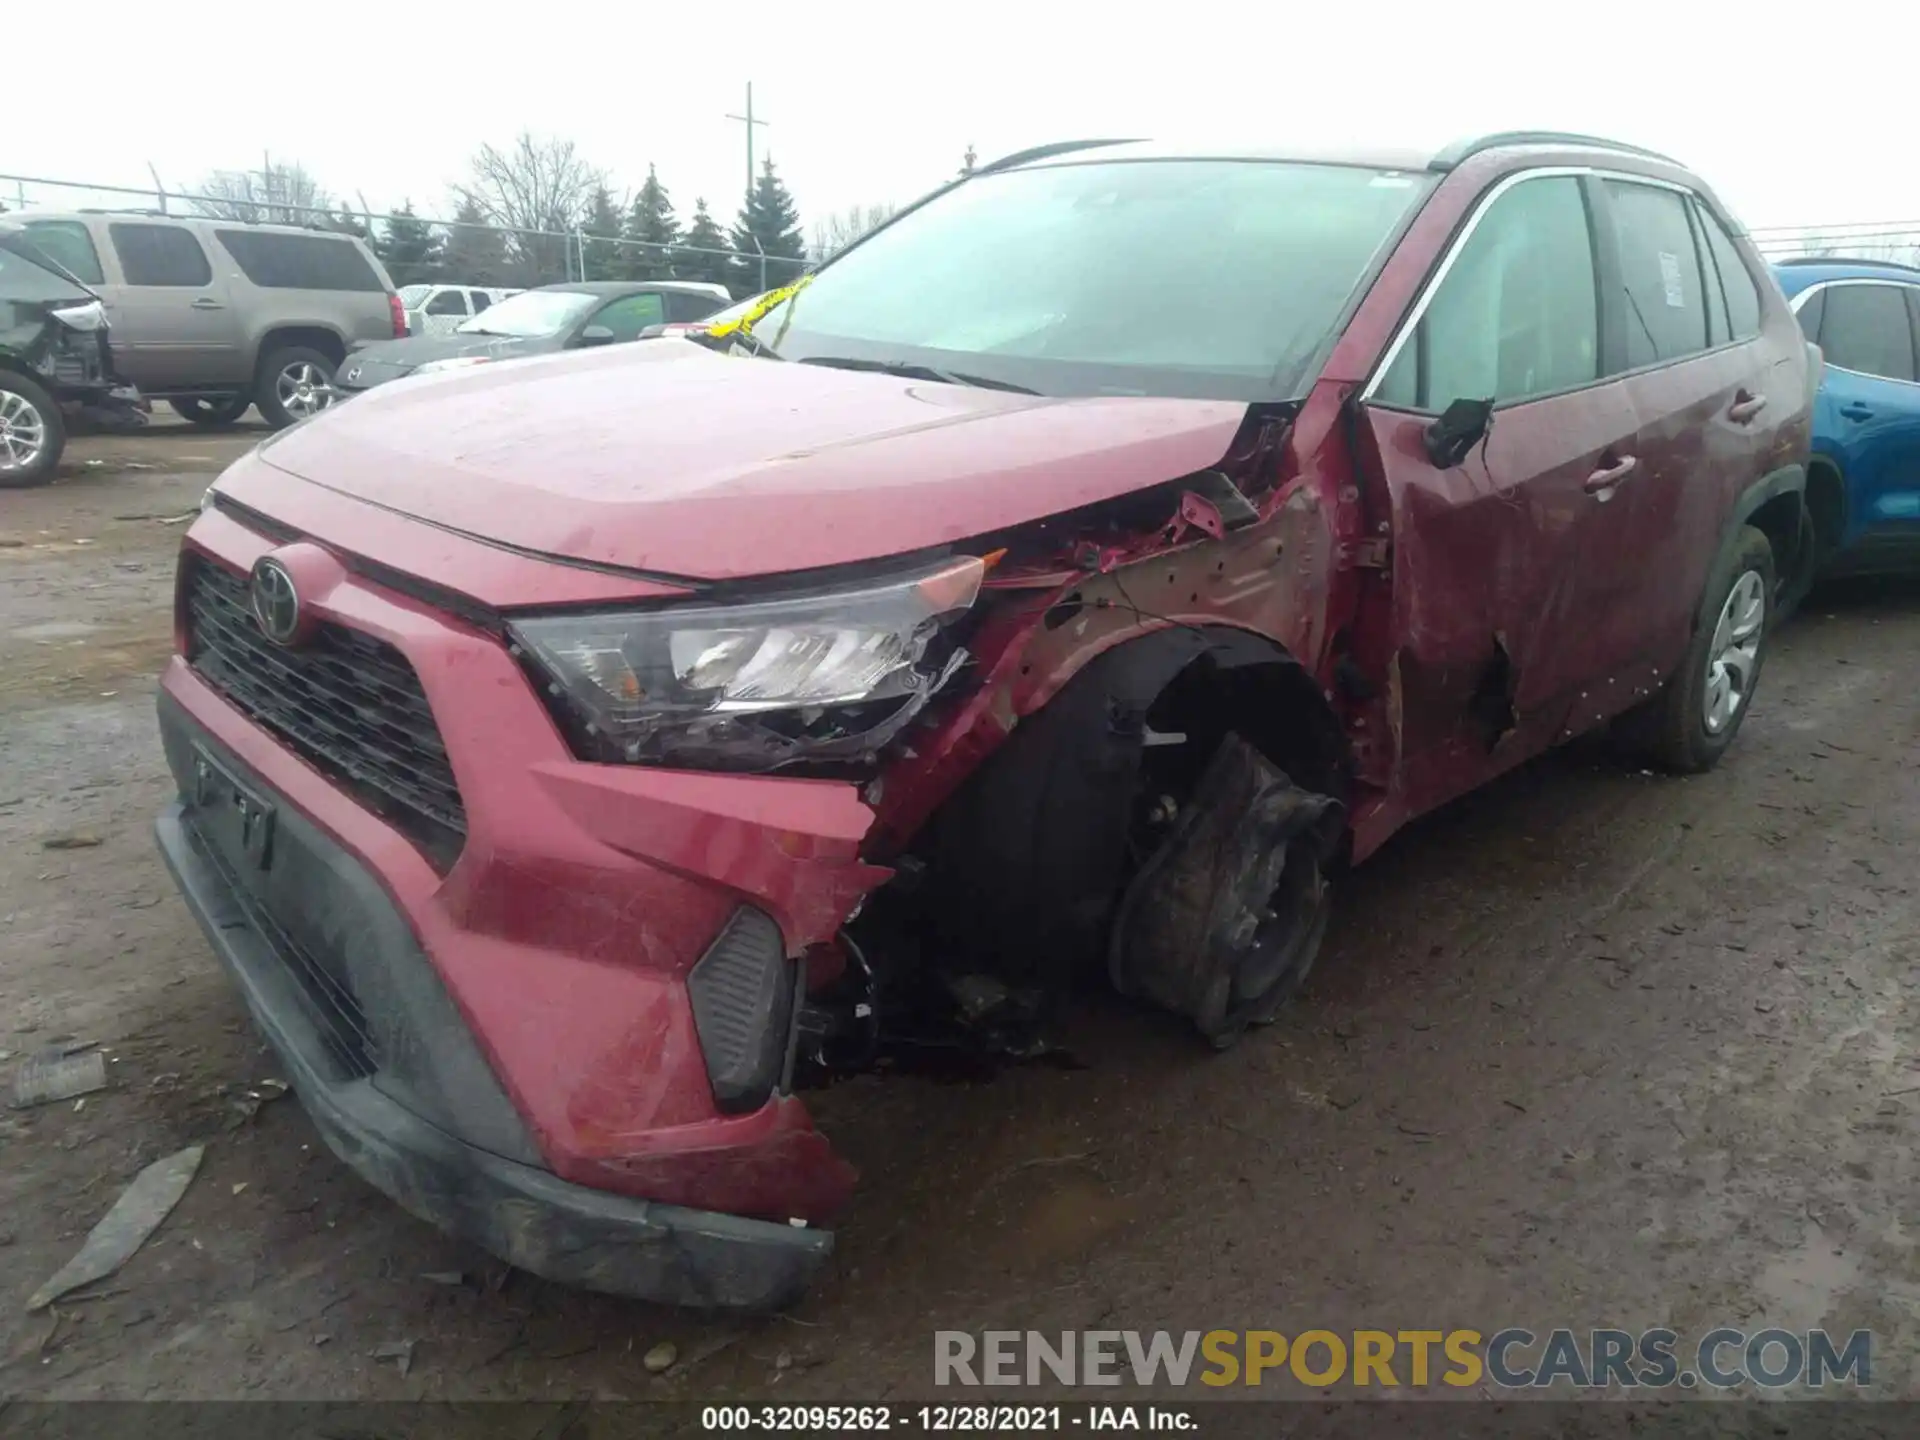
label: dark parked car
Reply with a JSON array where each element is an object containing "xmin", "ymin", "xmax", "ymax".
[
  {"xmin": 0, "ymin": 224, "xmax": 144, "ymax": 487},
  {"xmin": 159, "ymin": 133, "xmax": 1814, "ymax": 1310},
  {"xmin": 333, "ymin": 280, "xmax": 732, "ymax": 394}
]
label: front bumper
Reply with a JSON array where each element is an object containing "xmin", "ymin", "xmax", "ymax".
[
  {"xmin": 154, "ymin": 512, "xmax": 889, "ymax": 1304},
  {"xmin": 155, "ymin": 704, "xmax": 834, "ymax": 1308}
]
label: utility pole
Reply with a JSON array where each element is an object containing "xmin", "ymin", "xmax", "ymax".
[{"xmin": 725, "ymin": 83, "xmax": 769, "ymax": 202}]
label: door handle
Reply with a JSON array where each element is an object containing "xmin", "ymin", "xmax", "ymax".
[
  {"xmin": 190, "ymin": 298, "xmax": 225, "ymax": 310},
  {"xmin": 1728, "ymin": 392, "xmax": 1768, "ymax": 423},
  {"xmin": 1584, "ymin": 455, "xmax": 1639, "ymax": 494},
  {"xmin": 1840, "ymin": 402, "xmax": 1874, "ymax": 422}
]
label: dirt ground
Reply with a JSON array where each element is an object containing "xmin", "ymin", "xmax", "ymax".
[{"xmin": 2, "ymin": 423, "xmax": 1918, "ymax": 1405}]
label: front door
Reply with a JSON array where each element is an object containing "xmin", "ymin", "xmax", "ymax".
[
  {"xmin": 1797, "ymin": 280, "xmax": 1920, "ymax": 570},
  {"xmin": 1355, "ymin": 170, "xmax": 1649, "ymax": 815},
  {"xmin": 99, "ymin": 222, "xmax": 243, "ymax": 389}
]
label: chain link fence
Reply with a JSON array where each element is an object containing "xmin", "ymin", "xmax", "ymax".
[{"xmin": 0, "ymin": 172, "xmax": 808, "ymax": 294}]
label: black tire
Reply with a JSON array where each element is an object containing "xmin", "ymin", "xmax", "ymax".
[
  {"xmin": 1618, "ymin": 525, "xmax": 1775, "ymax": 774},
  {"xmin": 171, "ymin": 395, "xmax": 252, "ymax": 427},
  {"xmin": 254, "ymin": 346, "xmax": 339, "ymax": 429},
  {"xmin": 0, "ymin": 371, "xmax": 66, "ymax": 489}
]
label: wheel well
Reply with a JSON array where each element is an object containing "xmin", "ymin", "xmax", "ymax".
[
  {"xmin": 1747, "ymin": 489, "xmax": 1809, "ymax": 584},
  {"xmin": 1804, "ymin": 457, "xmax": 1847, "ymax": 559},
  {"xmin": 897, "ymin": 629, "xmax": 1351, "ymax": 989},
  {"xmin": 255, "ymin": 326, "xmax": 346, "ymax": 372}
]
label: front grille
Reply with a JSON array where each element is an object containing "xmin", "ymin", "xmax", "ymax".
[{"xmin": 184, "ymin": 556, "xmax": 467, "ymax": 870}]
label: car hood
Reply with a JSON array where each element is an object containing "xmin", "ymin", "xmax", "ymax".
[
  {"xmin": 255, "ymin": 340, "xmax": 1251, "ymax": 581},
  {"xmin": 344, "ymin": 331, "xmax": 551, "ymax": 379}
]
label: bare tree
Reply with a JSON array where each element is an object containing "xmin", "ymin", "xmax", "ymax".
[
  {"xmin": 454, "ymin": 133, "xmax": 605, "ymax": 285},
  {"xmin": 193, "ymin": 162, "xmax": 334, "ymax": 226},
  {"xmin": 809, "ymin": 203, "xmax": 900, "ymax": 263}
]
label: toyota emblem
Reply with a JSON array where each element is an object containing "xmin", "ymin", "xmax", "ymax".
[{"xmin": 250, "ymin": 557, "xmax": 303, "ymax": 645}]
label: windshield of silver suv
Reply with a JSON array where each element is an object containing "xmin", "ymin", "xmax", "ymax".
[
  {"xmin": 456, "ymin": 289, "xmax": 596, "ymax": 337},
  {"xmin": 744, "ymin": 157, "xmax": 1435, "ymax": 401}
]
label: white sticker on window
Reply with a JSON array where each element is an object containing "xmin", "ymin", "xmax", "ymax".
[{"xmin": 1658, "ymin": 252, "xmax": 1686, "ymax": 308}]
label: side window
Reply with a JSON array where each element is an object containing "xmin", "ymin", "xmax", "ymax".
[
  {"xmin": 214, "ymin": 230, "xmax": 383, "ymax": 291},
  {"xmin": 1792, "ymin": 288, "xmax": 1825, "ymax": 345},
  {"xmin": 585, "ymin": 292, "xmax": 667, "ymax": 342},
  {"xmin": 1376, "ymin": 174, "xmax": 1598, "ymax": 410},
  {"xmin": 470, "ymin": 290, "xmax": 493, "ymax": 313},
  {"xmin": 22, "ymin": 221, "xmax": 106, "ymax": 285},
  {"xmin": 1696, "ymin": 208, "xmax": 1763, "ymax": 341},
  {"xmin": 666, "ymin": 290, "xmax": 724, "ymax": 324},
  {"xmin": 109, "ymin": 223, "xmax": 213, "ymax": 287},
  {"xmin": 425, "ymin": 289, "xmax": 469, "ymax": 315},
  {"xmin": 1602, "ymin": 180, "xmax": 1709, "ymax": 368},
  {"xmin": 1688, "ymin": 206, "xmax": 1730, "ymax": 348},
  {"xmin": 1819, "ymin": 285, "xmax": 1918, "ymax": 382}
]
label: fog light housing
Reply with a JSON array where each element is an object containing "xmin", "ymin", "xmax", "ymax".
[{"xmin": 687, "ymin": 907, "xmax": 796, "ymax": 1113}]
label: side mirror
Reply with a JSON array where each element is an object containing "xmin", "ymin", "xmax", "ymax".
[
  {"xmin": 1423, "ymin": 397, "xmax": 1495, "ymax": 469},
  {"xmin": 578, "ymin": 324, "xmax": 616, "ymax": 347}
]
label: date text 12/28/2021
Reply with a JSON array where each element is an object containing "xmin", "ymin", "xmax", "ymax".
[{"xmin": 700, "ymin": 1405, "xmax": 1195, "ymax": 1431}]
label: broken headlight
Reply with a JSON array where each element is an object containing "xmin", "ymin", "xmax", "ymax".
[{"xmin": 508, "ymin": 554, "xmax": 985, "ymax": 771}]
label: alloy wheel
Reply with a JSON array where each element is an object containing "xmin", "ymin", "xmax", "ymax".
[
  {"xmin": 1703, "ymin": 569, "xmax": 1766, "ymax": 735},
  {"xmin": 0, "ymin": 390, "xmax": 48, "ymax": 474}
]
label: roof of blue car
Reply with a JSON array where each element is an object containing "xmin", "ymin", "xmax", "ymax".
[{"xmin": 1770, "ymin": 256, "xmax": 1920, "ymax": 294}]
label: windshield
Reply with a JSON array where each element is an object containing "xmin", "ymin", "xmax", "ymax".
[
  {"xmin": 397, "ymin": 284, "xmax": 431, "ymax": 307},
  {"xmin": 457, "ymin": 289, "xmax": 596, "ymax": 337},
  {"xmin": 0, "ymin": 231, "xmax": 95, "ymax": 305},
  {"xmin": 749, "ymin": 158, "xmax": 1434, "ymax": 400}
]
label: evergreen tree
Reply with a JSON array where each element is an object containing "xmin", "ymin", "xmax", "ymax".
[
  {"xmin": 329, "ymin": 208, "xmax": 371, "ymax": 239},
  {"xmin": 678, "ymin": 198, "xmax": 734, "ymax": 293},
  {"xmin": 621, "ymin": 165, "xmax": 679, "ymax": 281},
  {"xmin": 442, "ymin": 195, "xmax": 509, "ymax": 284},
  {"xmin": 728, "ymin": 157, "xmax": 806, "ymax": 298},
  {"xmin": 580, "ymin": 183, "xmax": 624, "ymax": 281},
  {"xmin": 376, "ymin": 201, "xmax": 443, "ymax": 285}
]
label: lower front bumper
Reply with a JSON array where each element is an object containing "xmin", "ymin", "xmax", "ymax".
[{"xmin": 155, "ymin": 786, "xmax": 833, "ymax": 1311}]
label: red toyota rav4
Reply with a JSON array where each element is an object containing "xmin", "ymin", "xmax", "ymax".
[{"xmin": 157, "ymin": 133, "xmax": 1816, "ymax": 1310}]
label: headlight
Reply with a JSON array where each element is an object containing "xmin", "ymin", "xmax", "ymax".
[
  {"xmin": 411, "ymin": 355, "xmax": 494, "ymax": 376},
  {"xmin": 508, "ymin": 554, "xmax": 985, "ymax": 770}
]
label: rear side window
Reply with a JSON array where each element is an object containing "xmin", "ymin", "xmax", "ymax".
[
  {"xmin": 1603, "ymin": 180, "xmax": 1708, "ymax": 367},
  {"xmin": 1695, "ymin": 207, "xmax": 1762, "ymax": 341},
  {"xmin": 666, "ymin": 290, "xmax": 724, "ymax": 324},
  {"xmin": 22, "ymin": 221, "xmax": 105, "ymax": 285},
  {"xmin": 109, "ymin": 223, "xmax": 213, "ymax": 287},
  {"xmin": 1819, "ymin": 285, "xmax": 1918, "ymax": 382},
  {"xmin": 214, "ymin": 229, "xmax": 383, "ymax": 291},
  {"xmin": 425, "ymin": 289, "xmax": 468, "ymax": 315},
  {"xmin": 586, "ymin": 292, "xmax": 668, "ymax": 341},
  {"xmin": 1375, "ymin": 174, "xmax": 1598, "ymax": 410},
  {"xmin": 1792, "ymin": 288, "xmax": 1825, "ymax": 343},
  {"xmin": 471, "ymin": 290, "xmax": 493, "ymax": 313}
]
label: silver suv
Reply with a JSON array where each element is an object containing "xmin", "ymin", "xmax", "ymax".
[{"xmin": 16, "ymin": 212, "xmax": 404, "ymax": 429}]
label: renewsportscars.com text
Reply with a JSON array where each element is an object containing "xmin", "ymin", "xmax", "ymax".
[{"xmin": 933, "ymin": 1328, "xmax": 1872, "ymax": 1390}]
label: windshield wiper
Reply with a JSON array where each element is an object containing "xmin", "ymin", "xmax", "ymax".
[
  {"xmin": 797, "ymin": 355, "xmax": 1037, "ymax": 394},
  {"xmin": 692, "ymin": 326, "xmax": 785, "ymax": 360}
]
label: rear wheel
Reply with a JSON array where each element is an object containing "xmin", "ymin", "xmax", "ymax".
[
  {"xmin": 1619, "ymin": 525, "xmax": 1774, "ymax": 773},
  {"xmin": 171, "ymin": 395, "xmax": 252, "ymax": 428},
  {"xmin": 255, "ymin": 347, "xmax": 338, "ymax": 428},
  {"xmin": 0, "ymin": 372, "xmax": 65, "ymax": 488}
]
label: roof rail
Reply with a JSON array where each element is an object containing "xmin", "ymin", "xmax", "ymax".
[
  {"xmin": 977, "ymin": 138, "xmax": 1142, "ymax": 176},
  {"xmin": 1430, "ymin": 131, "xmax": 1680, "ymax": 172},
  {"xmin": 1774, "ymin": 255, "xmax": 1920, "ymax": 274}
]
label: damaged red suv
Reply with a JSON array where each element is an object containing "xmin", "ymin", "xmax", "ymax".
[{"xmin": 156, "ymin": 133, "xmax": 1816, "ymax": 1309}]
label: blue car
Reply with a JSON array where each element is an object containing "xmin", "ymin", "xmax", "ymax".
[{"xmin": 1773, "ymin": 257, "xmax": 1920, "ymax": 580}]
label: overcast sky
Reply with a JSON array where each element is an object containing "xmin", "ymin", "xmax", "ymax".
[{"xmin": 9, "ymin": 0, "xmax": 1914, "ymax": 243}]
